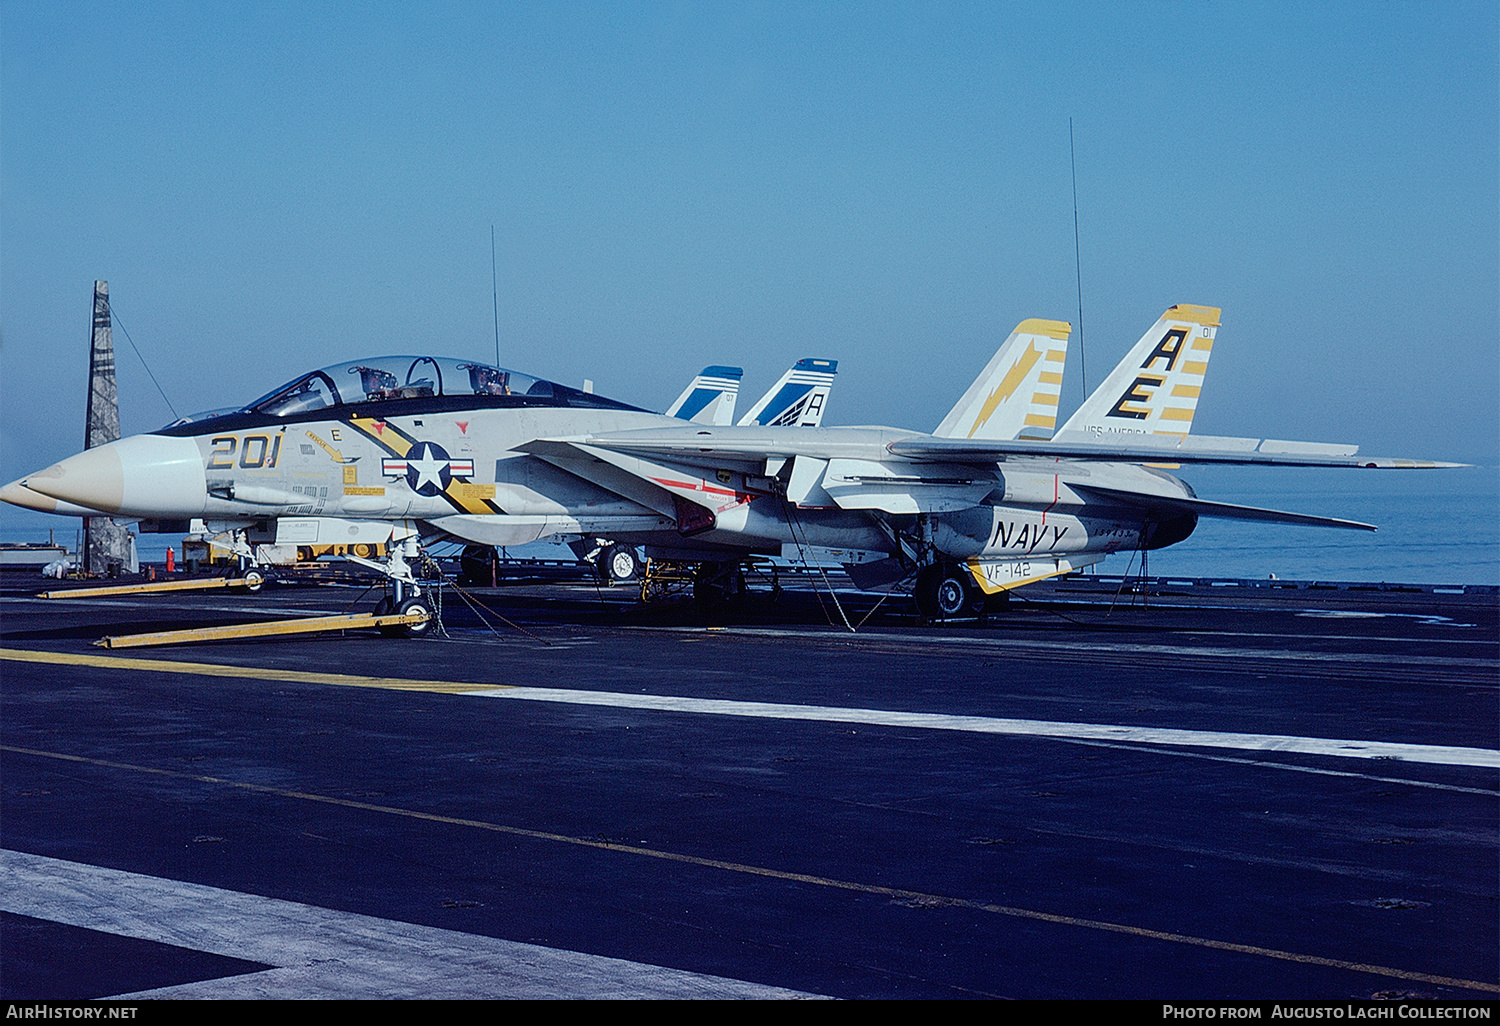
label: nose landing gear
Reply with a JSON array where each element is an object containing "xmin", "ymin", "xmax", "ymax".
[{"xmin": 346, "ymin": 530, "xmax": 438, "ymax": 639}]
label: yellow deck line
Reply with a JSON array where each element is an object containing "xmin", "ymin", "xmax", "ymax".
[{"xmin": 0, "ymin": 647, "xmax": 496, "ymax": 694}]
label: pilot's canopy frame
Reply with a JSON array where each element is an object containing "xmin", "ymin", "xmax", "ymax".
[
  {"xmin": 243, "ymin": 356, "xmax": 559, "ymax": 416},
  {"xmin": 162, "ymin": 356, "xmax": 639, "ymax": 430}
]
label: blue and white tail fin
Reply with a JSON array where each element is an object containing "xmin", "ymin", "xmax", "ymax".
[
  {"xmin": 934, "ymin": 319, "xmax": 1070, "ymax": 441},
  {"xmin": 666, "ymin": 366, "xmax": 744, "ymax": 426},
  {"xmin": 1055, "ymin": 304, "xmax": 1219, "ymax": 442},
  {"xmin": 737, "ymin": 358, "xmax": 838, "ymax": 427}
]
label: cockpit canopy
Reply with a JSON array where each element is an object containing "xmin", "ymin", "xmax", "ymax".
[
  {"xmin": 163, "ymin": 356, "xmax": 641, "ymax": 429},
  {"xmin": 245, "ymin": 356, "xmax": 570, "ymax": 416}
]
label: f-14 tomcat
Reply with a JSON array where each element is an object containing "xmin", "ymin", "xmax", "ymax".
[{"xmin": 1, "ymin": 305, "xmax": 1456, "ymax": 630}]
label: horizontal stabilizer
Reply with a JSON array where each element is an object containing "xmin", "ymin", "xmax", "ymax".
[{"xmin": 1071, "ymin": 483, "xmax": 1377, "ymax": 531}]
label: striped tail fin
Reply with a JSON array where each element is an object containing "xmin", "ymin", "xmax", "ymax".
[
  {"xmin": 737, "ymin": 358, "xmax": 838, "ymax": 427},
  {"xmin": 934, "ymin": 319, "xmax": 1070, "ymax": 441},
  {"xmin": 666, "ymin": 366, "xmax": 743, "ymax": 426},
  {"xmin": 1055, "ymin": 304, "xmax": 1219, "ymax": 442}
]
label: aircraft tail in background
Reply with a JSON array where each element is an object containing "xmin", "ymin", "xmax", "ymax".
[
  {"xmin": 666, "ymin": 366, "xmax": 743, "ymax": 426},
  {"xmin": 737, "ymin": 358, "xmax": 838, "ymax": 427}
]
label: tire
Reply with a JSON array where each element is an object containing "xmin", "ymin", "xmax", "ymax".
[
  {"xmin": 242, "ymin": 569, "xmax": 264, "ymax": 593},
  {"xmin": 373, "ymin": 596, "xmax": 400, "ymax": 636},
  {"xmin": 459, "ymin": 545, "xmax": 495, "ymax": 586},
  {"xmin": 915, "ymin": 562, "xmax": 973, "ymax": 621},
  {"xmin": 981, "ymin": 590, "xmax": 1012, "ymax": 616},
  {"xmin": 396, "ymin": 597, "xmax": 433, "ymax": 639},
  {"xmin": 598, "ymin": 543, "xmax": 639, "ymax": 584},
  {"xmin": 693, "ymin": 563, "xmax": 731, "ymax": 606}
]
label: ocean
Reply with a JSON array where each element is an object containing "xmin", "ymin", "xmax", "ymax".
[
  {"xmin": 1126, "ymin": 463, "xmax": 1499, "ymax": 586},
  {"xmin": 3, "ymin": 463, "xmax": 1496, "ymax": 587}
]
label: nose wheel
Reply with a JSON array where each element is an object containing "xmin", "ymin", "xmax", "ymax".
[
  {"xmin": 373, "ymin": 595, "xmax": 435, "ymax": 638},
  {"xmin": 347, "ymin": 532, "xmax": 438, "ymax": 639}
]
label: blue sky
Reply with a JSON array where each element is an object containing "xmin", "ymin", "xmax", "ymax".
[{"xmin": 3, "ymin": 0, "xmax": 1496, "ymax": 495}]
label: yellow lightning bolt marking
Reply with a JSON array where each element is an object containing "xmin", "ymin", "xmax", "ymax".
[{"xmin": 967, "ymin": 342, "xmax": 1043, "ymax": 438}]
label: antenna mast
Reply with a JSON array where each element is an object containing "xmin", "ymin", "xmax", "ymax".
[
  {"xmin": 1070, "ymin": 118, "xmax": 1087, "ymax": 401},
  {"xmin": 491, "ymin": 225, "xmax": 501, "ymax": 367},
  {"xmin": 82, "ymin": 281, "xmax": 133, "ymax": 576}
]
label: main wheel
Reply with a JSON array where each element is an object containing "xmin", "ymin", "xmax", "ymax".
[
  {"xmin": 459, "ymin": 545, "xmax": 495, "ymax": 586},
  {"xmin": 598, "ymin": 543, "xmax": 639, "ymax": 585},
  {"xmin": 914, "ymin": 562, "xmax": 973, "ymax": 620}
]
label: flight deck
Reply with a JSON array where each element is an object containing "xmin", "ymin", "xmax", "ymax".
[{"xmin": 1, "ymin": 571, "xmax": 1495, "ymax": 1000}]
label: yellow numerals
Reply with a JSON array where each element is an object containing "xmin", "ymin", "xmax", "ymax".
[{"xmin": 207, "ymin": 433, "xmax": 284, "ymax": 470}]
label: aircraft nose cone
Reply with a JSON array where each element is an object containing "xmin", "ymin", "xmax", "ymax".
[
  {"xmin": 21, "ymin": 446, "xmax": 124, "ymax": 513},
  {"xmin": 20, "ymin": 435, "xmax": 206, "ymax": 517},
  {"xmin": 0, "ymin": 477, "xmax": 104, "ymax": 515}
]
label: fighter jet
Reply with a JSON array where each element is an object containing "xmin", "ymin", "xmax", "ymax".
[{"xmin": 2, "ymin": 307, "xmax": 1457, "ymax": 628}]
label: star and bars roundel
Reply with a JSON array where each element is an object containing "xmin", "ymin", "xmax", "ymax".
[{"xmin": 382, "ymin": 441, "xmax": 474, "ymax": 497}]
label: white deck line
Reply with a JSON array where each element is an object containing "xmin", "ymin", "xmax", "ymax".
[{"xmin": 470, "ymin": 687, "xmax": 1500, "ymax": 768}]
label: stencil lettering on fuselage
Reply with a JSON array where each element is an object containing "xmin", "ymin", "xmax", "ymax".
[{"xmin": 990, "ymin": 520, "xmax": 1069, "ymax": 553}]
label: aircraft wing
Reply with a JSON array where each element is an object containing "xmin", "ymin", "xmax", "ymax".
[
  {"xmin": 1069, "ymin": 483, "xmax": 1377, "ymax": 531},
  {"xmin": 529, "ymin": 426, "xmax": 1457, "ymax": 521},
  {"xmin": 553, "ymin": 425, "xmax": 1460, "ymax": 471},
  {"xmin": 533, "ymin": 426, "xmax": 910, "ymax": 467},
  {"xmin": 885, "ymin": 434, "xmax": 1466, "ymax": 469}
]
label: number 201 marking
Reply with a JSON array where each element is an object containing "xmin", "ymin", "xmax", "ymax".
[{"xmin": 208, "ymin": 434, "xmax": 282, "ymax": 470}]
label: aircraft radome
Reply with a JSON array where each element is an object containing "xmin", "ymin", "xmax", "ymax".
[{"xmin": 2, "ymin": 307, "xmax": 1460, "ymax": 629}]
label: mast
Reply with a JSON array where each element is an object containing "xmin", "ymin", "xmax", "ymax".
[{"xmin": 82, "ymin": 281, "xmax": 133, "ymax": 576}]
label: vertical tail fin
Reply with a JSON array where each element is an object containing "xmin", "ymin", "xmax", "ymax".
[
  {"xmin": 737, "ymin": 358, "xmax": 838, "ymax": 427},
  {"xmin": 1055, "ymin": 304, "xmax": 1219, "ymax": 441},
  {"xmin": 666, "ymin": 366, "xmax": 743, "ymax": 426},
  {"xmin": 934, "ymin": 319, "xmax": 1070, "ymax": 440}
]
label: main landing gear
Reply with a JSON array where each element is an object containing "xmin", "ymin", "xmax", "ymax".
[
  {"xmin": 596, "ymin": 543, "xmax": 640, "ymax": 586},
  {"xmin": 913, "ymin": 561, "xmax": 976, "ymax": 620},
  {"xmin": 913, "ymin": 560, "xmax": 1013, "ymax": 622}
]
